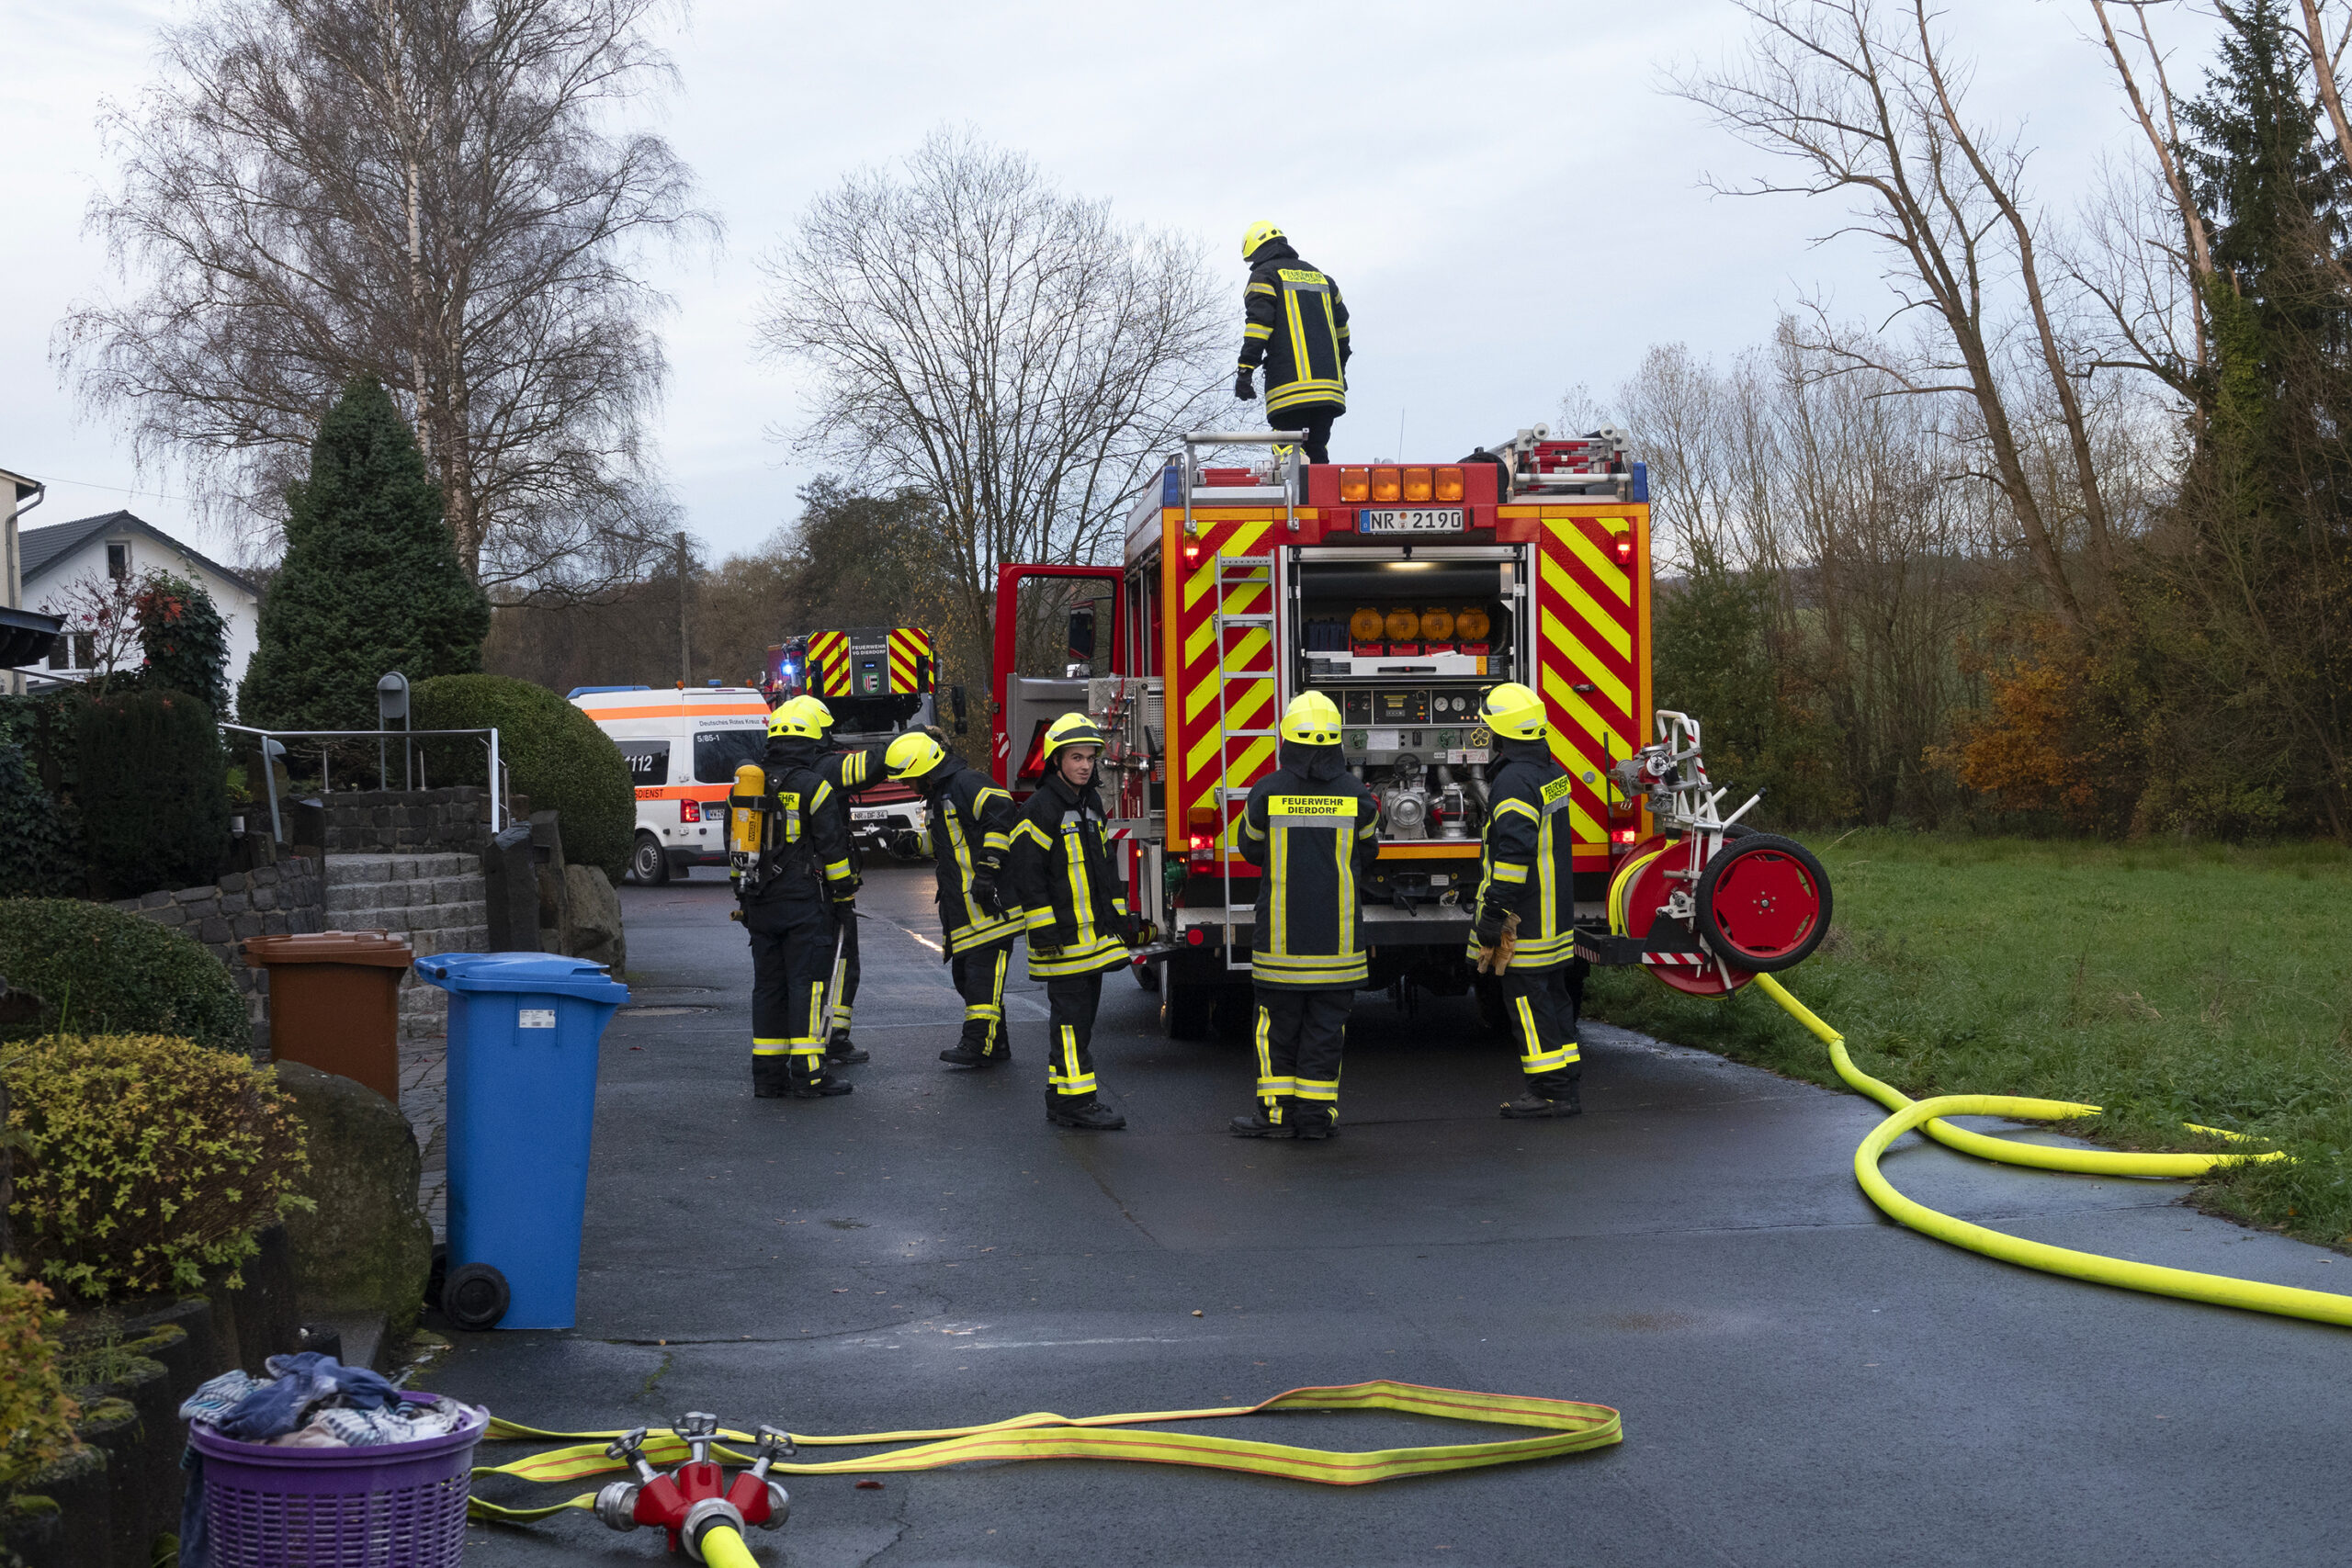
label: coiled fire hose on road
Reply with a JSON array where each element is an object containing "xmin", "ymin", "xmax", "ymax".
[
  {"xmin": 1750, "ymin": 972, "xmax": 2352, "ymax": 1328},
  {"xmin": 467, "ymin": 1382, "xmax": 1623, "ymax": 1534}
]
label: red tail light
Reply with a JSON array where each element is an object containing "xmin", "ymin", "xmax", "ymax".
[
  {"xmin": 1613, "ymin": 533, "xmax": 1635, "ymax": 565},
  {"xmin": 1614, "ymin": 828, "xmax": 1636, "ymax": 844},
  {"xmin": 1185, "ymin": 925, "xmax": 1209, "ymax": 947},
  {"xmin": 680, "ymin": 798, "xmax": 702, "ymax": 823}
]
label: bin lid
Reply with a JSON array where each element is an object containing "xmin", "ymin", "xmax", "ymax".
[
  {"xmin": 243, "ymin": 931, "xmax": 414, "ymax": 967},
  {"xmin": 412, "ymin": 953, "xmax": 630, "ymax": 1002}
]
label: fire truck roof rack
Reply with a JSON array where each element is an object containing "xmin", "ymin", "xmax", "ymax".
[
  {"xmin": 1479, "ymin": 423, "xmax": 1635, "ymax": 500},
  {"xmin": 1176, "ymin": 430, "xmax": 1303, "ymax": 536}
]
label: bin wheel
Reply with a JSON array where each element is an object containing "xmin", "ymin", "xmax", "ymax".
[
  {"xmin": 631, "ymin": 832, "xmax": 671, "ymax": 886},
  {"xmin": 443, "ymin": 1262, "xmax": 511, "ymax": 1331}
]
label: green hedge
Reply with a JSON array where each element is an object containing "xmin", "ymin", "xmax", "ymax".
[
  {"xmin": 0, "ymin": 742, "xmax": 79, "ymax": 898},
  {"xmin": 74, "ymin": 688, "xmax": 231, "ymax": 897},
  {"xmin": 0, "ymin": 899, "xmax": 250, "ymax": 1055},
  {"xmin": 413, "ymin": 675, "xmax": 631, "ymax": 883}
]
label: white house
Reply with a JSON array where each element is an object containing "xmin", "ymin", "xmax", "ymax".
[{"xmin": 21, "ymin": 512, "xmax": 262, "ymax": 701}]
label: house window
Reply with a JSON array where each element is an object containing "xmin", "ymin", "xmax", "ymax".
[{"xmin": 107, "ymin": 542, "xmax": 130, "ymax": 580}]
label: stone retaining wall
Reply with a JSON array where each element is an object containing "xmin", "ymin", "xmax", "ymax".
[
  {"xmin": 111, "ymin": 858, "xmax": 324, "ymax": 1054},
  {"xmin": 321, "ymin": 785, "xmax": 505, "ymax": 856}
]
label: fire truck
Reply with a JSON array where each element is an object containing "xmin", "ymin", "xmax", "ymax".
[
  {"xmin": 765, "ymin": 625, "xmax": 962, "ymax": 859},
  {"xmin": 991, "ymin": 425, "xmax": 1683, "ymax": 1036}
]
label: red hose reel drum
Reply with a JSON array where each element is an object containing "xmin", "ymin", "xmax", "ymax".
[{"xmin": 1605, "ymin": 832, "xmax": 1831, "ymax": 998}]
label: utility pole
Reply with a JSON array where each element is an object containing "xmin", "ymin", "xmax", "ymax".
[{"xmin": 675, "ymin": 530, "xmax": 692, "ymax": 686}]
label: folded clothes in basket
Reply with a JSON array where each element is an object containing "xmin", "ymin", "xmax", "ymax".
[{"xmin": 180, "ymin": 1355, "xmax": 486, "ymax": 1568}]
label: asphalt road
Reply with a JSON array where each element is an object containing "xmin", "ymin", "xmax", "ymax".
[{"xmin": 437, "ymin": 862, "xmax": 2352, "ymax": 1568}]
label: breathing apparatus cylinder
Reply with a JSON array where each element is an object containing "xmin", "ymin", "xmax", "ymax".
[{"xmin": 728, "ymin": 763, "xmax": 768, "ymax": 888}]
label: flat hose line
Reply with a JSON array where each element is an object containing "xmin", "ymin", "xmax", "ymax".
[
  {"xmin": 466, "ymin": 1382, "xmax": 1624, "ymax": 1525},
  {"xmin": 1749, "ymin": 972, "xmax": 2352, "ymax": 1328}
]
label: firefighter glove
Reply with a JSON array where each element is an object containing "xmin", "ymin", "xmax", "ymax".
[
  {"xmin": 1234, "ymin": 369, "xmax": 1255, "ymax": 401},
  {"xmin": 971, "ymin": 870, "xmax": 1003, "ymax": 919},
  {"xmin": 1475, "ymin": 909, "xmax": 1521, "ymax": 976},
  {"xmin": 1127, "ymin": 919, "xmax": 1159, "ymax": 948}
]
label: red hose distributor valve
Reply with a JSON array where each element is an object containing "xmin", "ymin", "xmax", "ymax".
[{"xmin": 592, "ymin": 1414, "xmax": 791, "ymax": 1560}]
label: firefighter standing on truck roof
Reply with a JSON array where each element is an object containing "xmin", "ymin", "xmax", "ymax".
[
  {"xmin": 1008, "ymin": 714, "xmax": 1150, "ymax": 1131},
  {"xmin": 1468, "ymin": 682, "xmax": 1586, "ymax": 1119},
  {"xmin": 736, "ymin": 703, "xmax": 858, "ymax": 1100},
  {"xmin": 1234, "ymin": 221, "xmax": 1350, "ymax": 464},
  {"xmin": 1229, "ymin": 692, "xmax": 1381, "ymax": 1141},
  {"xmin": 882, "ymin": 729, "xmax": 1027, "ymax": 1068},
  {"xmin": 786, "ymin": 694, "xmax": 895, "ymax": 1066}
]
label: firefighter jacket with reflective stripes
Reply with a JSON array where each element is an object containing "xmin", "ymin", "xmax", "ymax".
[
  {"xmin": 742, "ymin": 739, "xmax": 855, "ymax": 909},
  {"xmin": 1238, "ymin": 743, "xmax": 1381, "ymax": 990},
  {"xmin": 1238, "ymin": 240, "xmax": 1350, "ymax": 416},
  {"xmin": 1465, "ymin": 737, "xmax": 1578, "ymax": 972},
  {"xmin": 1007, "ymin": 770, "xmax": 1133, "ymax": 979},
  {"xmin": 920, "ymin": 755, "xmax": 1024, "ymax": 954},
  {"xmin": 820, "ymin": 739, "xmax": 895, "ymax": 870}
]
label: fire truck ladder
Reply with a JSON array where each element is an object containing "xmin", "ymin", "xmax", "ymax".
[{"xmin": 1210, "ymin": 550, "xmax": 1277, "ymax": 975}]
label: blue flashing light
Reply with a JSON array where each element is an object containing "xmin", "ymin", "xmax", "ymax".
[
  {"xmin": 1160, "ymin": 462, "xmax": 1182, "ymax": 505},
  {"xmin": 1629, "ymin": 461, "xmax": 1649, "ymax": 503}
]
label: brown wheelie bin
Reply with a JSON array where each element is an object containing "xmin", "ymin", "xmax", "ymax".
[{"xmin": 243, "ymin": 931, "xmax": 415, "ymax": 1100}]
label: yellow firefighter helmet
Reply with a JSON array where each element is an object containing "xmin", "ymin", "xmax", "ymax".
[
  {"xmin": 1478, "ymin": 682, "xmax": 1547, "ymax": 741},
  {"xmin": 1281, "ymin": 691, "xmax": 1344, "ymax": 747},
  {"xmin": 884, "ymin": 730, "xmax": 946, "ymax": 781},
  {"xmin": 1042, "ymin": 712, "xmax": 1106, "ymax": 763},
  {"xmin": 1242, "ymin": 220, "xmax": 1284, "ymax": 259},
  {"xmin": 766, "ymin": 697, "xmax": 825, "ymax": 739}
]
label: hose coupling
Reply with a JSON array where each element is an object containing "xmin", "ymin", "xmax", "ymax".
[
  {"xmin": 593, "ymin": 1480, "xmax": 642, "ymax": 1531},
  {"xmin": 682, "ymin": 1496, "xmax": 748, "ymax": 1562},
  {"xmin": 757, "ymin": 1481, "xmax": 791, "ymax": 1530}
]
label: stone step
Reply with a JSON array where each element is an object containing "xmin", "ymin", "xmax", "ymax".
[
  {"xmin": 325, "ymin": 901, "xmax": 488, "ymax": 935},
  {"xmin": 325, "ymin": 876, "xmax": 486, "ymax": 912},
  {"xmin": 325, "ymin": 852, "xmax": 479, "ymax": 886}
]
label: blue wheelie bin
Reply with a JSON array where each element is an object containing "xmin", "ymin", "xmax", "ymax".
[{"xmin": 415, "ymin": 953, "xmax": 629, "ymax": 1330}]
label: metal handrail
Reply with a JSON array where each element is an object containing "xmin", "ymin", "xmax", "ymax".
[{"xmin": 222, "ymin": 724, "xmax": 502, "ymax": 845}]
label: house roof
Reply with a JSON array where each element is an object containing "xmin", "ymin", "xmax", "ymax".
[
  {"xmin": 18, "ymin": 511, "xmax": 258, "ymax": 598},
  {"xmin": 0, "ymin": 468, "xmax": 40, "ymax": 502}
]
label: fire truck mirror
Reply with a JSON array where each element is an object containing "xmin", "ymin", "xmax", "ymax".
[
  {"xmin": 949, "ymin": 684, "xmax": 968, "ymax": 733},
  {"xmin": 1066, "ymin": 607, "xmax": 1097, "ymax": 662}
]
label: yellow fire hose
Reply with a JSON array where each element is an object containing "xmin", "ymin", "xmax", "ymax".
[
  {"xmin": 1750, "ymin": 972, "xmax": 2352, "ymax": 1328},
  {"xmin": 466, "ymin": 1382, "xmax": 1623, "ymax": 1526}
]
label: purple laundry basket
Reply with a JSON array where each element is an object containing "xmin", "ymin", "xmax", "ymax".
[{"xmin": 189, "ymin": 1394, "xmax": 487, "ymax": 1568}]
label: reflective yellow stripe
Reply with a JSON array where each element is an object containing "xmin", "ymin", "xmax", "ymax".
[
  {"xmin": 1494, "ymin": 799, "xmax": 1538, "ymax": 820},
  {"xmin": 1491, "ymin": 862, "xmax": 1528, "ymax": 883},
  {"xmin": 1295, "ymin": 1077, "xmax": 1340, "ymax": 1101},
  {"xmin": 824, "ymin": 860, "xmax": 853, "ymax": 882},
  {"xmin": 1243, "ymin": 323, "xmax": 1272, "ymax": 338},
  {"xmin": 1049, "ymin": 1025, "xmax": 1096, "ymax": 1095}
]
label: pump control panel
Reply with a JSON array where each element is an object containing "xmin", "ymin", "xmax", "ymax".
[{"xmin": 1339, "ymin": 685, "xmax": 1494, "ymax": 766}]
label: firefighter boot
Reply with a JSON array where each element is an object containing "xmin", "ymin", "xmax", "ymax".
[
  {"xmin": 1291, "ymin": 1105, "xmax": 1339, "ymax": 1141},
  {"xmin": 1046, "ymin": 1091, "xmax": 1126, "ymax": 1131},
  {"xmin": 789, "ymin": 1076, "xmax": 854, "ymax": 1100},
  {"xmin": 939, "ymin": 1041, "xmax": 1011, "ymax": 1067},
  {"xmin": 1500, "ymin": 1084, "xmax": 1583, "ymax": 1119},
  {"xmin": 826, "ymin": 1027, "xmax": 870, "ymax": 1066},
  {"xmin": 1228, "ymin": 1105, "xmax": 1295, "ymax": 1139},
  {"xmin": 752, "ymin": 1056, "xmax": 794, "ymax": 1100}
]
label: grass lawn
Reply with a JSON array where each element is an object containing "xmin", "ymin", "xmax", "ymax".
[{"xmin": 1582, "ymin": 830, "xmax": 2352, "ymax": 1247}]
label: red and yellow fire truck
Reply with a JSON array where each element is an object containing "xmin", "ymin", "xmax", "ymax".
[{"xmin": 990, "ymin": 426, "xmax": 1662, "ymax": 1035}]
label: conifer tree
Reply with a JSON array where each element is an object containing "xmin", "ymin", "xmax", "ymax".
[{"xmin": 239, "ymin": 379, "xmax": 490, "ymax": 729}]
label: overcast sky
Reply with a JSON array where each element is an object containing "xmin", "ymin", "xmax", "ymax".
[{"xmin": 3, "ymin": 0, "xmax": 2221, "ymax": 573}]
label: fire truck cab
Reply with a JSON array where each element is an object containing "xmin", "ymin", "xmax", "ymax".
[
  {"xmin": 763, "ymin": 625, "xmax": 952, "ymax": 860},
  {"xmin": 992, "ymin": 427, "xmax": 1653, "ymax": 1037}
]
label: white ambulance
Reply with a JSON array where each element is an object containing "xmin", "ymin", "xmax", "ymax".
[{"xmin": 572, "ymin": 684, "xmax": 771, "ymax": 884}]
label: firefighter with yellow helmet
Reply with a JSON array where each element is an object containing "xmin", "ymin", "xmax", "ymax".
[
  {"xmin": 1006, "ymin": 713, "xmax": 1152, "ymax": 1130},
  {"xmin": 780, "ymin": 695, "xmax": 896, "ymax": 1066},
  {"xmin": 882, "ymin": 728, "xmax": 1026, "ymax": 1068},
  {"xmin": 1467, "ymin": 682, "xmax": 1585, "ymax": 1118},
  {"xmin": 732, "ymin": 700, "xmax": 859, "ymax": 1099},
  {"xmin": 1229, "ymin": 691, "xmax": 1381, "ymax": 1140},
  {"xmin": 1234, "ymin": 221, "xmax": 1351, "ymax": 464}
]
